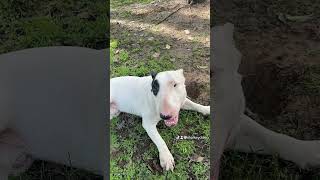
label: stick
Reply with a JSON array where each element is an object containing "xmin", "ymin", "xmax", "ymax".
[{"xmin": 156, "ymin": 5, "xmax": 188, "ymax": 25}]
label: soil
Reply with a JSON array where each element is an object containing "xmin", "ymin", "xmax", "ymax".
[
  {"xmin": 213, "ymin": 0, "xmax": 320, "ymax": 177},
  {"xmin": 111, "ymin": 0, "xmax": 210, "ymax": 105}
]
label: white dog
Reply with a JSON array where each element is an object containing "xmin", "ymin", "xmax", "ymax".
[
  {"xmin": 0, "ymin": 47, "xmax": 107, "ymax": 179},
  {"xmin": 110, "ymin": 69, "xmax": 210, "ymax": 171},
  {"xmin": 212, "ymin": 23, "xmax": 320, "ymax": 179}
]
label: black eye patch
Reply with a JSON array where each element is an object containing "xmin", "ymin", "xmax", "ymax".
[{"xmin": 150, "ymin": 71, "xmax": 159, "ymax": 96}]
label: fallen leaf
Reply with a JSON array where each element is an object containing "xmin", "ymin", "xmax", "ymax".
[
  {"xmin": 188, "ymin": 36, "xmax": 194, "ymax": 40},
  {"xmin": 115, "ymin": 49, "xmax": 120, "ymax": 54},
  {"xmin": 277, "ymin": 13, "xmax": 314, "ymax": 23},
  {"xmin": 148, "ymin": 37, "xmax": 154, "ymax": 41},
  {"xmin": 286, "ymin": 14, "xmax": 313, "ymax": 22},
  {"xmin": 190, "ymin": 154, "xmax": 204, "ymax": 162},
  {"xmin": 184, "ymin": 29, "xmax": 190, "ymax": 35},
  {"xmin": 277, "ymin": 13, "xmax": 287, "ymax": 23},
  {"xmin": 197, "ymin": 65, "xmax": 208, "ymax": 69},
  {"xmin": 153, "ymin": 52, "xmax": 160, "ymax": 58},
  {"xmin": 165, "ymin": 44, "xmax": 171, "ymax": 49}
]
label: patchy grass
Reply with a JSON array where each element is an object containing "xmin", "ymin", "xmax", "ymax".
[
  {"xmin": 300, "ymin": 65, "xmax": 320, "ymax": 95},
  {"xmin": 110, "ymin": 0, "xmax": 153, "ymax": 8},
  {"xmin": 110, "ymin": 37, "xmax": 175, "ymax": 77},
  {"xmin": 221, "ymin": 151, "xmax": 320, "ymax": 180},
  {"xmin": 9, "ymin": 161, "xmax": 102, "ymax": 180},
  {"xmin": 110, "ymin": 37, "xmax": 210, "ymax": 179},
  {"xmin": 0, "ymin": 0, "xmax": 109, "ymax": 54}
]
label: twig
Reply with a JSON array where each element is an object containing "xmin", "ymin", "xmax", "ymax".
[{"xmin": 156, "ymin": 5, "xmax": 188, "ymax": 25}]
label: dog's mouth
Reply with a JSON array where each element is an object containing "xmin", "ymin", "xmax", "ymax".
[{"xmin": 164, "ymin": 115, "xmax": 178, "ymax": 127}]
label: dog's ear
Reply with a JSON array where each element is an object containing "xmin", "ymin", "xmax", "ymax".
[
  {"xmin": 150, "ymin": 71, "xmax": 157, "ymax": 80},
  {"xmin": 177, "ymin": 69, "xmax": 184, "ymax": 75},
  {"xmin": 150, "ymin": 71, "xmax": 159, "ymax": 96}
]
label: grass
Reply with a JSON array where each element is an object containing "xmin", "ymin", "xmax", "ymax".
[
  {"xmin": 1, "ymin": 0, "xmax": 109, "ymax": 179},
  {"xmin": 110, "ymin": 36, "xmax": 210, "ymax": 179},
  {"xmin": 300, "ymin": 65, "xmax": 320, "ymax": 95},
  {"xmin": 110, "ymin": 0, "xmax": 153, "ymax": 8},
  {"xmin": 0, "ymin": 0, "xmax": 109, "ymax": 54},
  {"xmin": 221, "ymin": 151, "xmax": 320, "ymax": 180}
]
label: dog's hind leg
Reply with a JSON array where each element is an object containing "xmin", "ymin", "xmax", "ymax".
[
  {"xmin": 182, "ymin": 98, "xmax": 210, "ymax": 115},
  {"xmin": 0, "ymin": 169, "xmax": 9, "ymax": 180},
  {"xmin": 228, "ymin": 114, "xmax": 320, "ymax": 169},
  {"xmin": 110, "ymin": 99, "xmax": 120, "ymax": 120},
  {"xmin": 0, "ymin": 129, "xmax": 33, "ymax": 179}
]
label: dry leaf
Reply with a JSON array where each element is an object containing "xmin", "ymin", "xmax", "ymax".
[
  {"xmin": 278, "ymin": 13, "xmax": 314, "ymax": 23},
  {"xmin": 153, "ymin": 52, "xmax": 160, "ymax": 58},
  {"xmin": 165, "ymin": 44, "xmax": 171, "ymax": 49},
  {"xmin": 190, "ymin": 154, "xmax": 204, "ymax": 162},
  {"xmin": 286, "ymin": 14, "xmax": 313, "ymax": 22},
  {"xmin": 197, "ymin": 65, "xmax": 208, "ymax": 69},
  {"xmin": 188, "ymin": 36, "xmax": 194, "ymax": 40},
  {"xmin": 184, "ymin": 29, "xmax": 190, "ymax": 34}
]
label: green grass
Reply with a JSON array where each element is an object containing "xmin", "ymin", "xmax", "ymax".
[
  {"xmin": 300, "ymin": 65, "xmax": 320, "ymax": 95},
  {"xmin": 110, "ymin": 38, "xmax": 210, "ymax": 179},
  {"xmin": 0, "ymin": 0, "xmax": 109, "ymax": 54},
  {"xmin": 110, "ymin": 38, "xmax": 175, "ymax": 77},
  {"xmin": 221, "ymin": 151, "xmax": 320, "ymax": 180},
  {"xmin": 111, "ymin": 0, "xmax": 154, "ymax": 8}
]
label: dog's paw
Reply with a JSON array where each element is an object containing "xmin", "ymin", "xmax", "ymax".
[
  {"xmin": 159, "ymin": 150, "xmax": 175, "ymax": 171},
  {"xmin": 201, "ymin": 106, "xmax": 210, "ymax": 115},
  {"xmin": 293, "ymin": 140, "xmax": 320, "ymax": 169}
]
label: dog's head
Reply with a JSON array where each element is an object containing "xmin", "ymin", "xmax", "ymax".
[
  {"xmin": 211, "ymin": 23, "xmax": 242, "ymax": 72},
  {"xmin": 150, "ymin": 69, "xmax": 187, "ymax": 127}
]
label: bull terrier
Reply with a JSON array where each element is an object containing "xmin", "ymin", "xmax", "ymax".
[
  {"xmin": 0, "ymin": 47, "xmax": 107, "ymax": 179},
  {"xmin": 110, "ymin": 69, "xmax": 210, "ymax": 171}
]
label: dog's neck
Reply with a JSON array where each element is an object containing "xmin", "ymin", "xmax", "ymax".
[{"xmin": 143, "ymin": 76, "xmax": 161, "ymax": 117}]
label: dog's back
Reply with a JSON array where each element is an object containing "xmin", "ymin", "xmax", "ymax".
[
  {"xmin": 0, "ymin": 47, "xmax": 107, "ymax": 174},
  {"xmin": 111, "ymin": 76, "xmax": 152, "ymax": 117}
]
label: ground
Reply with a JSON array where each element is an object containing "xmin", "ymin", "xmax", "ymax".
[
  {"xmin": 110, "ymin": 0, "xmax": 210, "ymax": 179},
  {"xmin": 213, "ymin": 0, "xmax": 320, "ymax": 179},
  {"xmin": 1, "ymin": 0, "xmax": 108, "ymax": 179}
]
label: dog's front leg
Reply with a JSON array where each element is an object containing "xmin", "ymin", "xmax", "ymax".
[
  {"xmin": 0, "ymin": 169, "xmax": 8, "ymax": 180},
  {"xmin": 142, "ymin": 118, "xmax": 175, "ymax": 171},
  {"xmin": 182, "ymin": 98, "xmax": 210, "ymax": 115}
]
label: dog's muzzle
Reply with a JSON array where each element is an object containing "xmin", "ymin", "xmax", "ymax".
[
  {"xmin": 160, "ymin": 113, "xmax": 172, "ymax": 120},
  {"xmin": 161, "ymin": 114, "xmax": 179, "ymax": 127}
]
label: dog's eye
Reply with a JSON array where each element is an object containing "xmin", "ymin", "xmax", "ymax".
[{"xmin": 174, "ymin": 83, "xmax": 177, "ymax": 87}]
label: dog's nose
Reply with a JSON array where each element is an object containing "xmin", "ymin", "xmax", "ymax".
[{"xmin": 160, "ymin": 113, "xmax": 172, "ymax": 120}]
